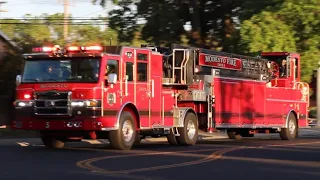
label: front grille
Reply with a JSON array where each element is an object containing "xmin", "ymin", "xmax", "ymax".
[{"xmin": 34, "ymin": 91, "xmax": 71, "ymax": 116}]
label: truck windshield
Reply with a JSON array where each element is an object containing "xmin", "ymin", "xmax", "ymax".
[{"xmin": 21, "ymin": 58, "xmax": 101, "ymax": 83}]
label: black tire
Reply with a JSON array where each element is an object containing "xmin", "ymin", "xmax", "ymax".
[
  {"xmin": 109, "ymin": 111, "xmax": 136, "ymax": 150},
  {"xmin": 41, "ymin": 135, "xmax": 65, "ymax": 149},
  {"xmin": 227, "ymin": 130, "xmax": 242, "ymax": 140},
  {"xmin": 134, "ymin": 133, "xmax": 141, "ymax": 145},
  {"xmin": 166, "ymin": 129, "xmax": 179, "ymax": 145},
  {"xmin": 176, "ymin": 112, "xmax": 198, "ymax": 145},
  {"xmin": 240, "ymin": 131, "xmax": 254, "ymax": 137},
  {"xmin": 280, "ymin": 113, "xmax": 298, "ymax": 140}
]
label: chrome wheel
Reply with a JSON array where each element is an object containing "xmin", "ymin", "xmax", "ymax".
[
  {"xmin": 187, "ymin": 120, "xmax": 196, "ymax": 140},
  {"xmin": 122, "ymin": 120, "xmax": 134, "ymax": 142},
  {"xmin": 288, "ymin": 120, "xmax": 296, "ymax": 135}
]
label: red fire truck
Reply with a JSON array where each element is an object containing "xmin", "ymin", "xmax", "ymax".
[{"xmin": 12, "ymin": 44, "xmax": 310, "ymax": 150}]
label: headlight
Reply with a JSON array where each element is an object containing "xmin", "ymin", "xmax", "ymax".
[
  {"xmin": 14, "ymin": 101, "xmax": 33, "ymax": 107},
  {"xmin": 71, "ymin": 100, "xmax": 100, "ymax": 107}
]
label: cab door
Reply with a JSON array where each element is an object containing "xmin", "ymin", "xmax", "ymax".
[
  {"xmin": 121, "ymin": 48, "xmax": 151, "ymax": 128},
  {"xmin": 121, "ymin": 48, "xmax": 135, "ymax": 108},
  {"xmin": 102, "ymin": 55, "xmax": 122, "ymax": 112},
  {"xmin": 134, "ymin": 49, "xmax": 151, "ymax": 128},
  {"xmin": 149, "ymin": 52, "xmax": 162, "ymax": 127}
]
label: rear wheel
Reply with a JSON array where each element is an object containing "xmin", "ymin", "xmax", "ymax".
[
  {"xmin": 166, "ymin": 129, "xmax": 179, "ymax": 145},
  {"xmin": 240, "ymin": 130, "xmax": 254, "ymax": 137},
  {"xmin": 41, "ymin": 135, "xmax": 65, "ymax": 149},
  {"xmin": 109, "ymin": 111, "xmax": 136, "ymax": 150},
  {"xmin": 176, "ymin": 112, "xmax": 198, "ymax": 145},
  {"xmin": 280, "ymin": 113, "xmax": 298, "ymax": 140},
  {"xmin": 227, "ymin": 130, "xmax": 242, "ymax": 140}
]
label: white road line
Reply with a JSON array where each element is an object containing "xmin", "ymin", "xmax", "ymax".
[{"xmin": 17, "ymin": 142, "xmax": 30, "ymax": 147}]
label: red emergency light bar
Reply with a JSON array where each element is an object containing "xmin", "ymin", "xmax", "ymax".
[
  {"xmin": 260, "ymin": 52, "xmax": 289, "ymax": 56},
  {"xmin": 32, "ymin": 46, "xmax": 60, "ymax": 53},
  {"xmin": 31, "ymin": 45, "xmax": 103, "ymax": 53},
  {"xmin": 66, "ymin": 45, "xmax": 103, "ymax": 52}
]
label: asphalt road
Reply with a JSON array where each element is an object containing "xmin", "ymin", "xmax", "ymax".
[{"xmin": 0, "ymin": 129, "xmax": 320, "ymax": 180}]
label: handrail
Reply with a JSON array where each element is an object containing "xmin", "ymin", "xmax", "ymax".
[{"xmin": 293, "ymin": 81, "xmax": 309, "ymax": 106}]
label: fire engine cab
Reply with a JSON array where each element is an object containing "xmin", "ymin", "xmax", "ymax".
[{"xmin": 12, "ymin": 44, "xmax": 310, "ymax": 150}]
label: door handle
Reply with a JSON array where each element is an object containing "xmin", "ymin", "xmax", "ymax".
[
  {"xmin": 151, "ymin": 79, "xmax": 154, "ymax": 98},
  {"xmin": 125, "ymin": 79, "xmax": 128, "ymax": 96}
]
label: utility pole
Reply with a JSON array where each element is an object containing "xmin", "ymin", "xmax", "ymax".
[
  {"xmin": 317, "ymin": 62, "xmax": 320, "ymax": 127},
  {"xmin": 63, "ymin": 0, "xmax": 69, "ymax": 44},
  {"xmin": 0, "ymin": 1, "xmax": 8, "ymax": 29}
]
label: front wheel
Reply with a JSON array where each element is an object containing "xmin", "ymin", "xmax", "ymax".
[
  {"xmin": 176, "ymin": 112, "xmax": 198, "ymax": 145},
  {"xmin": 109, "ymin": 111, "xmax": 136, "ymax": 150},
  {"xmin": 280, "ymin": 113, "xmax": 298, "ymax": 140},
  {"xmin": 41, "ymin": 135, "xmax": 65, "ymax": 149}
]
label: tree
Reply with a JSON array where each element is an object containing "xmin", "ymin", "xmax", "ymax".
[
  {"xmin": 94, "ymin": 0, "xmax": 245, "ymax": 50},
  {"xmin": 239, "ymin": 0, "xmax": 319, "ymax": 82},
  {"xmin": 278, "ymin": 0, "xmax": 320, "ymax": 82},
  {"xmin": 240, "ymin": 11, "xmax": 296, "ymax": 56}
]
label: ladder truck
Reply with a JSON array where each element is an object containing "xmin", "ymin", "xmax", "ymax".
[{"xmin": 12, "ymin": 44, "xmax": 310, "ymax": 150}]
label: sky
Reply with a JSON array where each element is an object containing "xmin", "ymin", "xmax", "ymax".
[
  {"xmin": 1, "ymin": 0, "xmax": 112, "ymax": 18},
  {"xmin": 1, "ymin": 0, "xmax": 190, "ymax": 30}
]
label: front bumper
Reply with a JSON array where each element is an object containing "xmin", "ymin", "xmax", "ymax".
[
  {"xmin": 12, "ymin": 108, "xmax": 118, "ymax": 131},
  {"xmin": 11, "ymin": 117, "xmax": 109, "ymax": 131}
]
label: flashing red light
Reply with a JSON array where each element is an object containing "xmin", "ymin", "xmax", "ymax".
[
  {"xmin": 83, "ymin": 46, "xmax": 103, "ymax": 51},
  {"xmin": 23, "ymin": 94, "xmax": 31, "ymax": 99},
  {"xmin": 32, "ymin": 45, "xmax": 60, "ymax": 53},
  {"xmin": 67, "ymin": 46, "xmax": 80, "ymax": 51}
]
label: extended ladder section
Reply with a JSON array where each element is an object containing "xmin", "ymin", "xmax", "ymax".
[
  {"xmin": 141, "ymin": 44, "xmax": 272, "ymax": 85},
  {"xmin": 198, "ymin": 49, "xmax": 271, "ymax": 81}
]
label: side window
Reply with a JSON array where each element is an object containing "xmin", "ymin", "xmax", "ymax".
[
  {"xmin": 286, "ymin": 58, "xmax": 290, "ymax": 77},
  {"xmin": 106, "ymin": 59, "xmax": 119, "ymax": 80},
  {"xmin": 125, "ymin": 62, "xmax": 133, "ymax": 81},
  {"xmin": 137, "ymin": 53, "xmax": 148, "ymax": 61},
  {"xmin": 137, "ymin": 63, "xmax": 148, "ymax": 82},
  {"xmin": 294, "ymin": 58, "xmax": 298, "ymax": 79}
]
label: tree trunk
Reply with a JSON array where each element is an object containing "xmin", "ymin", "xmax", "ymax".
[
  {"xmin": 220, "ymin": 0, "xmax": 235, "ymax": 52},
  {"xmin": 188, "ymin": 0, "xmax": 203, "ymax": 47}
]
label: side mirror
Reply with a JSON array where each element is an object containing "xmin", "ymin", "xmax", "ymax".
[
  {"xmin": 108, "ymin": 73, "xmax": 117, "ymax": 84},
  {"xmin": 16, "ymin": 75, "xmax": 22, "ymax": 86}
]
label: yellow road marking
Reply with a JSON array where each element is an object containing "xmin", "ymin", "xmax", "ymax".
[
  {"xmin": 74, "ymin": 141, "xmax": 320, "ymax": 175},
  {"xmin": 221, "ymin": 156, "xmax": 320, "ymax": 168},
  {"xmin": 76, "ymin": 147, "xmax": 240, "ymax": 174}
]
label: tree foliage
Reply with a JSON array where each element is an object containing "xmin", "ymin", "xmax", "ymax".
[
  {"xmin": 97, "ymin": 0, "xmax": 247, "ymax": 51},
  {"xmin": 240, "ymin": 0, "xmax": 319, "ymax": 82},
  {"xmin": 240, "ymin": 11, "xmax": 296, "ymax": 55},
  {"xmin": 0, "ymin": 13, "xmax": 120, "ymax": 96}
]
